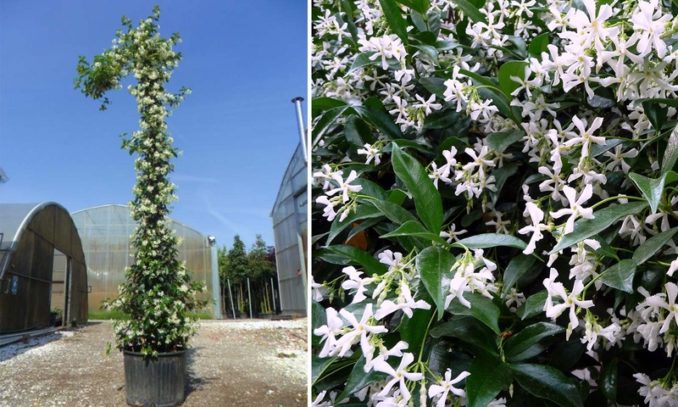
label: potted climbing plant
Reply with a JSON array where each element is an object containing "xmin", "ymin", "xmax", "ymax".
[{"xmin": 75, "ymin": 6, "xmax": 203, "ymax": 406}]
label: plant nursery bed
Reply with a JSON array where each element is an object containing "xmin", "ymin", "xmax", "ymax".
[{"xmin": 0, "ymin": 319, "xmax": 307, "ymax": 406}]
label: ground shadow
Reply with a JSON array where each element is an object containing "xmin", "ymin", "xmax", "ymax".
[
  {"xmin": 185, "ymin": 346, "xmax": 216, "ymax": 398},
  {"xmin": 0, "ymin": 333, "xmax": 63, "ymax": 363}
]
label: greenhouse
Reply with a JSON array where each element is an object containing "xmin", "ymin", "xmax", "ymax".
[
  {"xmin": 271, "ymin": 143, "xmax": 307, "ymax": 314},
  {"xmin": 0, "ymin": 202, "xmax": 88, "ymax": 333},
  {"xmin": 71, "ymin": 204, "xmax": 220, "ymax": 317}
]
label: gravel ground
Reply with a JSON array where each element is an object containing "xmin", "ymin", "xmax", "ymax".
[{"xmin": 0, "ymin": 319, "xmax": 307, "ymax": 407}]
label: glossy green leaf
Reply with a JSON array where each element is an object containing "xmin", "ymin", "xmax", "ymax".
[
  {"xmin": 417, "ymin": 246, "xmax": 455, "ymax": 319},
  {"xmin": 518, "ymin": 290, "xmax": 547, "ymax": 320},
  {"xmin": 395, "ymin": 0, "xmax": 430, "ymax": 13},
  {"xmin": 448, "ymin": 292, "xmax": 501, "ymax": 334},
  {"xmin": 498, "ymin": 61, "xmax": 528, "ymax": 97},
  {"xmin": 430, "ymin": 316, "xmax": 499, "ymax": 355},
  {"xmin": 453, "ymin": 233, "xmax": 527, "ymax": 250},
  {"xmin": 399, "ymin": 307, "xmax": 434, "ymax": 355},
  {"xmin": 486, "ymin": 130, "xmax": 524, "ymax": 153},
  {"xmin": 356, "ymin": 97, "xmax": 404, "ymax": 139},
  {"xmin": 466, "ymin": 355, "xmax": 512, "ymax": 407},
  {"xmin": 451, "ymin": 0, "xmax": 487, "ymax": 22},
  {"xmin": 642, "ymin": 100, "xmax": 668, "ymax": 131},
  {"xmin": 381, "ymin": 220, "xmax": 444, "ymax": 242},
  {"xmin": 629, "ymin": 172, "xmax": 666, "ymax": 214},
  {"xmin": 312, "ymin": 97, "xmax": 347, "ymax": 117},
  {"xmin": 662, "ymin": 127, "xmax": 678, "ymax": 173},
  {"xmin": 505, "ymin": 322, "xmax": 564, "ymax": 362},
  {"xmin": 365, "ymin": 197, "xmax": 417, "ymax": 224},
  {"xmin": 326, "ymin": 204, "xmax": 381, "ymax": 245},
  {"xmin": 502, "ymin": 254, "xmax": 539, "ymax": 295},
  {"xmin": 337, "ymin": 356, "xmax": 386, "ymax": 401},
  {"xmin": 632, "ymin": 227, "xmax": 678, "ymax": 265},
  {"xmin": 550, "ymin": 202, "xmax": 648, "ymax": 253},
  {"xmin": 528, "ymin": 32, "xmax": 549, "ymax": 57},
  {"xmin": 511, "ymin": 363, "xmax": 584, "ymax": 407},
  {"xmin": 599, "ymin": 259, "xmax": 637, "ymax": 294},
  {"xmin": 379, "ymin": 0, "xmax": 409, "ymax": 43},
  {"xmin": 312, "ymin": 355, "xmax": 337, "ymax": 384},
  {"xmin": 600, "ymin": 358, "xmax": 618, "ymax": 402},
  {"xmin": 349, "ymin": 52, "xmax": 377, "ymax": 72},
  {"xmin": 318, "ymin": 245, "xmax": 388, "ymax": 275},
  {"xmin": 392, "ymin": 144, "xmax": 444, "ymax": 233}
]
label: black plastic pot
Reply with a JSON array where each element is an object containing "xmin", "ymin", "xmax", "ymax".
[{"xmin": 123, "ymin": 350, "xmax": 186, "ymax": 407}]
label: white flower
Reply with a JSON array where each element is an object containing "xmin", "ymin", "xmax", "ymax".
[
  {"xmin": 313, "ymin": 307, "xmax": 345, "ymax": 357},
  {"xmin": 563, "ymin": 115, "xmax": 606, "ymax": 162},
  {"xmin": 630, "ymin": 0, "xmax": 671, "ymax": 57},
  {"xmin": 335, "ymin": 304, "xmax": 388, "ymax": 357},
  {"xmin": 518, "ymin": 202, "xmax": 549, "ymax": 254},
  {"xmin": 543, "ymin": 269, "xmax": 594, "ymax": 339},
  {"xmin": 550, "ymin": 184, "xmax": 594, "ymax": 235},
  {"xmin": 374, "ymin": 282, "xmax": 431, "ymax": 320},
  {"xmin": 341, "ymin": 266, "xmax": 373, "ymax": 304},
  {"xmin": 326, "ymin": 170, "xmax": 362, "ymax": 203},
  {"xmin": 357, "ymin": 143, "xmax": 382, "ymax": 165},
  {"xmin": 428, "ymin": 369, "xmax": 471, "ymax": 407},
  {"xmin": 373, "ymin": 352, "xmax": 423, "ymax": 402}
]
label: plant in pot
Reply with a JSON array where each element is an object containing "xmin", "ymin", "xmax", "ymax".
[{"xmin": 75, "ymin": 6, "xmax": 203, "ymax": 406}]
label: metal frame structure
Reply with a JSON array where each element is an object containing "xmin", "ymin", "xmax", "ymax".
[{"xmin": 0, "ymin": 202, "xmax": 88, "ymax": 334}]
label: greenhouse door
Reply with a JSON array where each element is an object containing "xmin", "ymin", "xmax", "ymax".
[{"xmin": 50, "ymin": 249, "xmax": 71, "ymax": 327}]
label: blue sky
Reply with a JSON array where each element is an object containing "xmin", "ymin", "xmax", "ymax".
[{"xmin": 0, "ymin": 1, "xmax": 307, "ymax": 250}]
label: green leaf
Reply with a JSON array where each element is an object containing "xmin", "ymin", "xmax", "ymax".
[
  {"xmin": 528, "ymin": 33, "xmax": 549, "ymax": 57},
  {"xmin": 312, "ymin": 97, "xmax": 347, "ymax": 117},
  {"xmin": 356, "ymin": 97, "xmax": 404, "ymax": 139},
  {"xmin": 486, "ymin": 130, "xmax": 524, "ymax": 153},
  {"xmin": 477, "ymin": 86, "xmax": 520, "ymax": 125},
  {"xmin": 430, "ymin": 316, "xmax": 499, "ymax": 355},
  {"xmin": 392, "ymin": 144, "xmax": 444, "ymax": 233},
  {"xmin": 599, "ymin": 358, "xmax": 618, "ymax": 402},
  {"xmin": 326, "ymin": 204, "xmax": 382, "ymax": 245},
  {"xmin": 629, "ymin": 172, "xmax": 666, "ymax": 214},
  {"xmin": 451, "ymin": 0, "xmax": 487, "ymax": 23},
  {"xmin": 518, "ymin": 290, "xmax": 547, "ymax": 320},
  {"xmin": 313, "ymin": 106, "xmax": 350, "ymax": 141},
  {"xmin": 381, "ymin": 220, "xmax": 444, "ymax": 242},
  {"xmin": 448, "ymin": 292, "xmax": 501, "ymax": 334},
  {"xmin": 504, "ymin": 322, "xmax": 564, "ymax": 362},
  {"xmin": 379, "ymin": 0, "xmax": 409, "ymax": 43},
  {"xmin": 312, "ymin": 355, "xmax": 337, "ymax": 384},
  {"xmin": 642, "ymin": 100, "xmax": 668, "ymax": 131},
  {"xmin": 365, "ymin": 198, "xmax": 417, "ymax": 224},
  {"xmin": 417, "ymin": 246, "xmax": 455, "ymax": 319},
  {"xmin": 452, "ymin": 233, "xmax": 527, "ymax": 250},
  {"xmin": 395, "ymin": 0, "xmax": 430, "ymax": 13},
  {"xmin": 318, "ymin": 245, "xmax": 388, "ymax": 275},
  {"xmin": 498, "ymin": 61, "xmax": 528, "ymax": 97},
  {"xmin": 632, "ymin": 227, "xmax": 678, "ymax": 265},
  {"xmin": 466, "ymin": 355, "xmax": 512, "ymax": 407},
  {"xmin": 662, "ymin": 127, "xmax": 678, "ymax": 173},
  {"xmin": 399, "ymin": 307, "xmax": 434, "ymax": 355},
  {"xmin": 337, "ymin": 356, "xmax": 386, "ymax": 401},
  {"xmin": 599, "ymin": 259, "xmax": 637, "ymax": 294},
  {"xmin": 349, "ymin": 52, "xmax": 377, "ymax": 72},
  {"xmin": 502, "ymin": 254, "xmax": 539, "ymax": 295},
  {"xmin": 550, "ymin": 202, "xmax": 648, "ymax": 254},
  {"xmin": 510, "ymin": 363, "xmax": 584, "ymax": 407}
]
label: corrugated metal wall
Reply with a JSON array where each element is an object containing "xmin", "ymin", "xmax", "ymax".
[{"xmin": 271, "ymin": 144, "xmax": 307, "ymax": 313}]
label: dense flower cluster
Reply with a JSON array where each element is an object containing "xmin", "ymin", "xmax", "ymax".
[
  {"xmin": 76, "ymin": 6, "xmax": 203, "ymax": 357},
  {"xmin": 312, "ymin": 0, "xmax": 678, "ymax": 405}
]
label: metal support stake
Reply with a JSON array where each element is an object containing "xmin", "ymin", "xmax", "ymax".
[
  {"xmin": 291, "ymin": 96, "xmax": 307, "ymax": 163},
  {"xmin": 247, "ymin": 278, "xmax": 253, "ymax": 319},
  {"xmin": 227, "ymin": 278, "xmax": 236, "ymax": 319},
  {"xmin": 270, "ymin": 277, "xmax": 277, "ymax": 314}
]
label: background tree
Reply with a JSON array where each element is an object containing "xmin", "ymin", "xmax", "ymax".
[
  {"xmin": 247, "ymin": 234, "xmax": 275, "ymax": 279},
  {"xmin": 225, "ymin": 235, "xmax": 249, "ymax": 281}
]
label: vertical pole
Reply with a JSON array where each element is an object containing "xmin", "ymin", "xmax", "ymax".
[
  {"xmin": 227, "ymin": 278, "xmax": 236, "ymax": 319},
  {"xmin": 270, "ymin": 277, "xmax": 277, "ymax": 314},
  {"xmin": 247, "ymin": 278, "xmax": 253, "ymax": 319},
  {"xmin": 291, "ymin": 97, "xmax": 307, "ymax": 163},
  {"xmin": 208, "ymin": 237, "xmax": 222, "ymax": 319}
]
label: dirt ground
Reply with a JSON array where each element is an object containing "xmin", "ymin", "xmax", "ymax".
[{"xmin": 0, "ymin": 319, "xmax": 307, "ymax": 407}]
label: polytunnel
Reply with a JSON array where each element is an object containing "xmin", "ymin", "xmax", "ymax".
[
  {"xmin": 71, "ymin": 204, "xmax": 219, "ymax": 317},
  {"xmin": 0, "ymin": 202, "xmax": 88, "ymax": 334},
  {"xmin": 271, "ymin": 143, "xmax": 307, "ymax": 314}
]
